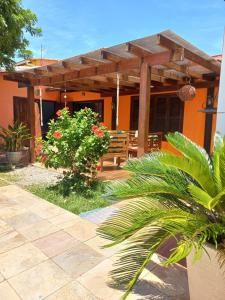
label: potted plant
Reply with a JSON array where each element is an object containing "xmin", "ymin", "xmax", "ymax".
[
  {"xmin": 98, "ymin": 132, "xmax": 225, "ymax": 300},
  {"xmin": 0, "ymin": 122, "xmax": 31, "ymax": 165}
]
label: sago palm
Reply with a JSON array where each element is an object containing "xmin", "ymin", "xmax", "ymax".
[{"xmin": 97, "ymin": 132, "xmax": 225, "ymax": 299}]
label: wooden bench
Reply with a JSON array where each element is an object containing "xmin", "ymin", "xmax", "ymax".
[{"xmin": 100, "ymin": 131, "xmax": 129, "ymax": 171}]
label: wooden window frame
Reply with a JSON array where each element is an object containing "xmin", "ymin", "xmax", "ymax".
[{"xmin": 130, "ymin": 94, "xmax": 184, "ymax": 137}]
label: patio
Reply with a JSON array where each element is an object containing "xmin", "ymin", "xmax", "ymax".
[{"xmin": 0, "ymin": 184, "xmax": 189, "ymax": 299}]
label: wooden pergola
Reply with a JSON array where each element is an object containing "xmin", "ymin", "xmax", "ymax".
[{"xmin": 4, "ymin": 30, "xmax": 221, "ymax": 161}]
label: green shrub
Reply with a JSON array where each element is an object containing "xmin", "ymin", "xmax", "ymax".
[{"xmin": 37, "ymin": 108, "xmax": 110, "ymax": 192}]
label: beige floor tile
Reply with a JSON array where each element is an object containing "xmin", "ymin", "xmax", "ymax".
[
  {"xmin": 29, "ymin": 202, "xmax": 64, "ymax": 219},
  {"xmin": 0, "ymin": 194, "xmax": 18, "ymax": 207},
  {"xmin": 46, "ymin": 280, "xmax": 98, "ymax": 300},
  {"xmin": 64, "ymin": 219, "xmax": 97, "ymax": 242},
  {"xmin": 5, "ymin": 211, "xmax": 43, "ymax": 229},
  {"xmin": 85, "ymin": 235, "xmax": 123, "ymax": 258},
  {"xmin": 9, "ymin": 260, "xmax": 71, "ymax": 300},
  {"xmin": 0, "ymin": 243, "xmax": 47, "ymax": 279},
  {"xmin": 0, "ymin": 206, "xmax": 27, "ymax": 220},
  {"xmin": 13, "ymin": 194, "xmax": 43, "ymax": 208},
  {"xmin": 0, "ymin": 230, "xmax": 26, "ymax": 254},
  {"xmin": 0, "ymin": 281, "xmax": 21, "ymax": 300},
  {"xmin": 0, "ymin": 272, "xmax": 4, "ymax": 283},
  {"xmin": 53, "ymin": 243, "xmax": 104, "ymax": 279},
  {"xmin": 18, "ymin": 220, "xmax": 60, "ymax": 241},
  {"xmin": 0, "ymin": 219, "xmax": 13, "ymax": 235},
  {"xmin": 33, "ymin": 230, "xmax": 79, "ymax": 257},
  {"xmin": 49, "ymin": 212, "xmax": 80, "ymax": 229},
  {"xmin": 77, "ymin": 259, "xmax": 123, "ymax": 300},
  {"xmin": 77, "ymin": 258, "xmax": 123, "ymax": 299},
  {"xmin": 0, "ymin": 185, "xmax": 22, "ymax": 197}
]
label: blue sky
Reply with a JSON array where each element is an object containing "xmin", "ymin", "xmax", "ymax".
[{"xmin": 23, "ymin": 0, "xmax": 225, "ymax": 59}]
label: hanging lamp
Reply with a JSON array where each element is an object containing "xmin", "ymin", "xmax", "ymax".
[
  {"xmin": 64, "ymin": 85, "xmax": 67, "ymax": 107},
  {"xmin": 177, "ymin": 70, "xmax": 196, "ymax": 102}
]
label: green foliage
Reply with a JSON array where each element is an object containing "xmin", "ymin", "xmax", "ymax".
[
  {"xmin": 27, "ymin": 181, "xmax": 109, "ymax": 215},
  {"xmin": 0, "ymin": 121, "xmax": 31, "ymax": 152},
  {"xmin": 98, "ymin": 132, "xmax": 225, "ymax": 298},
  {"xmin": 37, "ymin": 108, "xmax": 110, "ymax": 191},
  {"xmin": 0, "ymin": 0, "xmax": 41, "ymax": 70}
]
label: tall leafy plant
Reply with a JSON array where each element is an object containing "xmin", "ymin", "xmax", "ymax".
[
  {"xmin": 0, "ymin": 122, "xmax": 31, "ymax": 152},
  {"xmin": 98, "ymin": 132, "xmax": 225, "ymax": 299}
]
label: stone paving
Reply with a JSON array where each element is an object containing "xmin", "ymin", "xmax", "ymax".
[{"xmin": 0, "ymin": 184, "xmax": 189, "ymax": 300}]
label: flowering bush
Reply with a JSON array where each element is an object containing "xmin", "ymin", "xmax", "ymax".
[{"xmin": 37, "ymin": 108, "xmax": 110, "ymax": 192}]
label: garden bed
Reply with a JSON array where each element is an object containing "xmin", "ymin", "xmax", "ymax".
[
  {"xmin": 0, "ymin": 165, "xmax": 110, "ymax": 215},
  {"xmin": 27, "ymin": 182, "xmax": 109, "ymax": 215}
]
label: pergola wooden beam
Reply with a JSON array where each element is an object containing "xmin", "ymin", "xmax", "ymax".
[
  {"xmin": 127, "ymin": 42, "xmax": 153, "ymax": 58},
  {"xmin": 137, "ymin": 61, "xmax": 151, "ymax": 156},
  {"xmin": 126, "ymin": 41, "xmax": 204, "ymax": 81},
  {"xmin": 30, "ymin": 50, "xmax": 172, "ymax": 86},
  {"xmin": 158, "ymin": 34, "xmax": 220, "ymax": 74},
  {"xmin": 80, "ymin": 56, "xmax": 106, "ymax": 66},
  {"xmin": 101, "ymin": 49, "xmax": 124, "ymax": 62}
]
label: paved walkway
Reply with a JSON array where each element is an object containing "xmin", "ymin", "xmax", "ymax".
[{"xmin": 0, "ymin": 184, "xmax": 189, "ymax": 299}]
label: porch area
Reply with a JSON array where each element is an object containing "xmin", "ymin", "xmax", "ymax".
[{"xmin": 4, "ymin": 30, "xmax": 220, "ymax": 162}]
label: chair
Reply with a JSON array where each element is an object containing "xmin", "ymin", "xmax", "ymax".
[
  {"xmin": 127, "ymin": 131, "xmax": 162, "ymax": 157},
  {"xmin": 100, "ymin": 131, "xmax": 129, "ymax": 171}
]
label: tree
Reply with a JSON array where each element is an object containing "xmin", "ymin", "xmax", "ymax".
[
  {"xmin": 98, "ymin": 132, "xmax": 225, "ymax": 299},
  {"xmin": 0, "ymin": 0, "xmax": 41, "ymax": 70}
]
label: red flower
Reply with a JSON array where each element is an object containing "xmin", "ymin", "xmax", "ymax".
[
  {"xmin": 56, "ymin": 110, "xmax": 62, "ymax": 117},
  {"xmin": 41, "ymin": 154, "xmax": 48, "ymax": 163},
  {"xmin": 100, "ymin": 122, "xmax": 105, "ymax": 127},
  {"xmin": 96, "ymin": 165, "xmax": 101, "ymax": 171},
  {"xmin": 94, "ymin": 129, "xmax": 104, "ymax": 138},
  {"xmin": 92, "ymin": 125, "xmax": 98, "ymax": 132},
  {"xmin": 35, "ymin": 145, "xmax": 42, "ymax": 156},
  {"xmin": 53, "ymin": 131, "xmax": 62, "ymax": 139}
]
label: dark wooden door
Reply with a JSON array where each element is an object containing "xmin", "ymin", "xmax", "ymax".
[{"xmin": 13, "ymin": 97, "xmax": 29, "ymax": 127}]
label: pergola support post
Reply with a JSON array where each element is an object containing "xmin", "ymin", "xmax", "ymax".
[
  {"xmin": 27, "ymin": 86, "xmax": 36, "ymax": 163},
  {"xmin": 137, "ymin": 61, "xmax": 151, "ymax": 157}
]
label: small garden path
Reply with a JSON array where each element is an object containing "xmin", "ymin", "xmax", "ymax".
[{"xmin": 0, "ymin": 184, "xmax": 189, "ymax": 299}]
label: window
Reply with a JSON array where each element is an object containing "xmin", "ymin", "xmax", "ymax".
[
  {"xmin": 73, "ymin": 100, "xmax": 104, "ymax": 122},
  {"xmin": 130, "ymin": 94, "xmax": 184, "ymax": 135}
]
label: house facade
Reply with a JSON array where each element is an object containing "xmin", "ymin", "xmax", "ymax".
[{"xmin": 1, "ymin": 30, "xmax": 221, "ymax": 156}]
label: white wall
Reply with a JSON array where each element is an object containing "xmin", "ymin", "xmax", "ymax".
[{"xmin": 216, "ymin": 29, "xmax": 225, "ymax": 136}]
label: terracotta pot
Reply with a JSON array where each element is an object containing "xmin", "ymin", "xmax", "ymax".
[
  {"xmin": 187, "ymin": 244, "xmax": 225, "ymax": 300},
  {"xmin": 6, "ymin": 151, "xmax": 23, "ymax": 165}
]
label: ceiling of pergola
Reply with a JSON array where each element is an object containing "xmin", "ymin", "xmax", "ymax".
[{"xmin": 4, "ymin": 30, "xmax": 221, "ymax": 96}]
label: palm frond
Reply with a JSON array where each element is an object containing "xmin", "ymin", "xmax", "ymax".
[
  {"xmin": 159, "ymin": 152, "xmax": 217, "ymax": 196},
  {"xmin": 166, "ymin": 132, "xmax": 212, "ymax": 170},
  {"xmin": 105, "ymin": 175, "xmax": 191, "ymax": 203}
]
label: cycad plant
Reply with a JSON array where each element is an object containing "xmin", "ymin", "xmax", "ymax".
[
  {"xmin": 98, "ymin": 132, "xmax": 225, "ymax": 299},
  {"xmin": 0, "ymin": 122, "xmax": 31, "ymax": 152}
]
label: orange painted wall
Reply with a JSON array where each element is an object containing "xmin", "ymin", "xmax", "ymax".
[
  {"xmin": 182, "ymin": 88, "xmax": 207, "ymax": 147},
  {"xmin": 0, "ymin": 74, "xmax": 60, "ymax": 129},
  {"xmin": 0, "ymin": 74, "xmax": 27, "ymax": 128},
  {"xmin": 117, "ymin": 95, "xmax": 131, "ymax": 130}
]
